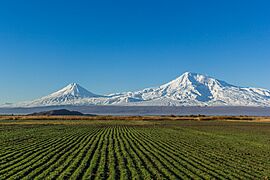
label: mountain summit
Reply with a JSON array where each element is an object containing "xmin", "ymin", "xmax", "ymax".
[
  {"xmin": 157, "ymin": 72, "xmax": 234, "ymax": 103},
  {"xmin": 28, "ymin": 83, "xmax": 100, "ymax": 106},
  {"xmin": 162, "ymin": 72, "xmax": 232, "ymax": 89},
  {"xmin": 12, "ymin": 72, "xmax": 270, "ymax": 107},
  {"xmin": 52, "ymin": 83, "xmax": 98, "ymax": 98}
]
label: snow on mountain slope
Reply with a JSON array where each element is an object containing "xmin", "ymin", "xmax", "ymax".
[
  {"xmin": 118, "ymin": 72, "xmax": 270, "ymax": 106},
  {"xmin": 12, "ymin": 72, "xmax": 270, "ymax": 107},
  {"xmin": 26, "ymin": 83, "xmax": 101, "ymax": 106},
  {"xmin": 121, "ymin": 72, "xmax": 233, "ymax": 102}
]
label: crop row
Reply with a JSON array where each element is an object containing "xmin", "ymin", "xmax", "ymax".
[{"xmin": 0, "ymin": 124, "xmax": 268, "ymax": 179}]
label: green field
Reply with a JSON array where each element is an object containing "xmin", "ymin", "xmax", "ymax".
[{"xmin": 0, "ymin": 119, "xmax": 270, "ymax": 179}]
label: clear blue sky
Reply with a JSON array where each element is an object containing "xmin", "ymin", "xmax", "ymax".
[{"xmin": 1, "ymin": 0, "xmax": 270, "ymax": 103}]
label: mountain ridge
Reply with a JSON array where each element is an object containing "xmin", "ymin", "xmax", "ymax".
[{"xmin": 6, "ymin": 72, "xmax": 270, "ymax": 107}]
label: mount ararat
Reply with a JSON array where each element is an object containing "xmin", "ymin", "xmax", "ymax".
[{"xmin": 9, "ymin": 72, "xmax": 270, "ymax": 107}]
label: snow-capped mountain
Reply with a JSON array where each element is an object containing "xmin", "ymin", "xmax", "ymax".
[
  {"xmin": 23, "ymin": 83, "xmax": 101, "ymax": 106},
  {"xmin": 120, "ymin": 72, "xmax": 270, "ymax": 106},
  {"xmin": 11, "ymin": 72, "xmax": 270, "ymax": 107}
]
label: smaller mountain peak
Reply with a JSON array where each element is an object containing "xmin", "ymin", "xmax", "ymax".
[
  {"xmin": 63, "ymin": 83, "xmax": 80, "ymax": 92},
  {"xmin": 70, "ymin": 82, "xmax": 78, "ymax": 86},
  {"xmin": 67, "ymin": 83, "xmax": 80, "ymax": 88},
  {"xmin": 49, "ymin": 83, "xmax": 99, "ymax": 99},
  {"xmin": 65, "ymin": 83, "xmax": 89, "ymax": 93}
]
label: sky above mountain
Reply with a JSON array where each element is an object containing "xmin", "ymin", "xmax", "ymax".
[{"xmin": 0, "ymin": 0, "xmax": 270, "ymax": 103}]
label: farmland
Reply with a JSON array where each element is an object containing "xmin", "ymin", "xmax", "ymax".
[{"xmin": 0, "ymin": 117, "xmax": 270, "ymax": 179}]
